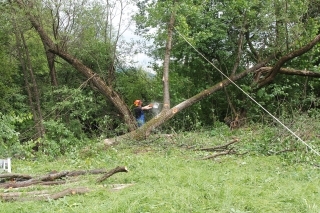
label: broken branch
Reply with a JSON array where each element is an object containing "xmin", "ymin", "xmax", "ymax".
[
  {"xmin": 199, "ymin": 138, "xmax": 239, "ymax": 152},
  {"xmin": 1, "ymin": 187, "xmax": 90, "ymax": 202},
  {"xmin": 96, "ymin": 166, "xmax": 128, "ymax": 183},
  {"xmin": 201, "ymin": 149, "xmax": 236, "ymax": 160}
]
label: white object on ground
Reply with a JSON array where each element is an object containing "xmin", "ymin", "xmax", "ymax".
[{"xmin": 0, "ymin": 158, "xmax": 11, "ymax": 173}]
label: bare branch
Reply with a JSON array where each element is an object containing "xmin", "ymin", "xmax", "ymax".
[
  {"xmin": 96, "ymin": 166, "xmax": 128, "ymax": 183},
  {"xmin": 199, "ymin": 138, "xmax": 240, "ymax": 152},
  {"xmin": 257, "ymin": 34, "xmax": 320, "ymax": 87},
  {"xmin": 256, "ymin": 66, "xmax": 320, "ymax": 78},
  {"xmin": 201, "ymin": 149, "xmax": 236, "ymax": 160}
]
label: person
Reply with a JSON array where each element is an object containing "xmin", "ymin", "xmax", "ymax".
[{"xmin": 133, "ymin": 99, "xmax": 152, "ymax": 127}]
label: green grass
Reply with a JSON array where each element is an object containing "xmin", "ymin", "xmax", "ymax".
[{"xmin": 1, "ymin": 130, "xmax": 320, "ymax": 213}]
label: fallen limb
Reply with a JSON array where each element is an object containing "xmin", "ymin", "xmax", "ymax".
[
  {"xmin": 1, "ymin": 180, "xmax": 43, "ymax": 189},
  {"xmin": 38, "ymin": 171, "xmax": 69, "ymax": 181},
  {"xmin": 1, "ymin": 187, "xmax": 90, "ymax": 202},
  {"xmin": 49, "ymin": 187, "xmax": 90, "ymax": 200},
  {"xmin": 0, "ymin": 174, "xmax": 32, "ymax": 181},
  {"xmin": 199, "ymin": 138, "xmax": 239, "ymax": 152},
  {"xmin": 96, "ymin": 166, "xmax": 128, "ymax": 183},
  {"xmin": 201, "ymin": 149, "xmax": 236, "ymax": 160},
  {"xmin": 0, "ymin": 190, "xmax": 50, "ymax": 201},
  {"xmin": 0, "ymin": 167, "xmax": 128, "ymax": 189}
]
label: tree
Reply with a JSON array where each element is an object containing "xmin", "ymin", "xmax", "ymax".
[
  {"xmin": 13, "ymin": 25, "xmax": 45, "ymax": 139},
  {"xmin": 11, "ymin": 0, "xmax": 139, "ymax": 132},
  {"xmin": 7, "ymin": 0, "xmax": 320, "ymax": 143},
  {"xmin": 129, "ymin": 0, "xmax": 320, "ymax": 139}
]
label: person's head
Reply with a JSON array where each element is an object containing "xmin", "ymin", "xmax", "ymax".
[{"xmin": 134, "ymin": 99, "xmax": 142, "ymax": 107}]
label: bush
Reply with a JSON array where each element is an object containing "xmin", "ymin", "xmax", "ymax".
[{"xmin": 0, "ymin": 113, "xmax": 22, "ymax": 157}]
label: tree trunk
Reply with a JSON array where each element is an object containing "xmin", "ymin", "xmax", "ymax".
[
  {"xmin": 13, "ymin": 0, "xmax": 137, "ymax": 131},
  {"xmin": 128, "ymin": 61, "xmax": 269, "ymax": 140},
  {"xmin": 46, "ymin": 51, "xmax": 58, "ymax": 87},
  {"xmin": 135, "ymin": 33, "xmax": 320, "ymax": 138},
  {"xmin": 12, "ymin": 13, "xmax": 45, "ymax": 140},
  {"xmin": 162, "ymin": 1, "xmax": 176, "ymax": 111},
  {"xmin": 20, "ymin": 32, "xmax": 45, "ymax": 139}
]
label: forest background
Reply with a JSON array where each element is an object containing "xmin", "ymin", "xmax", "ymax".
[{"xmin": 0, "ymin": 0, "xmax": 320, "ymax": 163}]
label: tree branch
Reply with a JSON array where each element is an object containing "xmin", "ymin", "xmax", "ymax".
[
  {"xmin": 96, "ymin": 166, "xmax": 128, "ymax": 183},
  {"xmin": 256, "ymin": 66, "xmax": 320, "ymax": 78},
  {"xmin": 201, "ymin": 149, "xmax": 236, "ymax": 160},
  {"xmin": 198, "ymin": 138, "xmax": 240, "ymax": 152},
  {"xmin": 1, "ymin": 187, "xmax": 90, "ymax": 202},
  {"xmin": 257, "ymin": 34, "xmax": 320, "ymax": 87}
]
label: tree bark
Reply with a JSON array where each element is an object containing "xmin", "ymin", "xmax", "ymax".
[{"xmin": 162, "ymin": 0, "xmax": 176, "ymax": 111}]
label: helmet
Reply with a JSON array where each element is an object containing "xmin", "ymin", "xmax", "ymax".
[{"xmin": 134, "ymin": 100, "xmax": 141, "ymax": 106}]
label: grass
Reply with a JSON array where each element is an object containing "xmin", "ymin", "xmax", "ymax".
[{"xmin": 1, "ymin": 128, "xmax": 320, "ymax": 213}]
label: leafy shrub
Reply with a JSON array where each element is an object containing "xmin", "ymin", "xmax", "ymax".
[
  {"xmin": 39, "ymin": 119, "xmax": 86, "ymax": 157},
  {"xmin": 0, "ymin": 113, "xmax": 28, "ymax": 157},
  {"xmin": 0, "ymin": 113, "xmax": 20, "ymax": 146}
]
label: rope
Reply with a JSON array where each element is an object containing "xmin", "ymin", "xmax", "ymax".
[{"xmin": 175, "ymin": 28, "xmax": 320, "ymax": 157}]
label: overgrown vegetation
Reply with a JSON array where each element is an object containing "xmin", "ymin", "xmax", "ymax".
[
  {"xmin": 1, "ymin": 121, "xmax": 320, "ymax": 212},
  {"xmin": 1, "ymin": 0, "xmax": 320, "ymax": 147},
  {"xmin": 1, "ymin": 0, "xmax": 320, "ymax": 210}
]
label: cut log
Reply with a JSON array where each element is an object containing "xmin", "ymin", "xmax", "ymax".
[
  {"xmin": 0, "ymin": 180, "xmax": 43, "ymax": 189},
  {"xmin": 0, "ymin": 173, "xmax": 32, "ymax": 181},
  {"xmin": 38, "ymin": 171, "xmax": 69, "ymax": 181},
  {"xmin": 49, "ymin": 187, "xmax": 90, "ymax": 200}
]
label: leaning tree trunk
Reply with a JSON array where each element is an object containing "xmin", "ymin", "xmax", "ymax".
[
  {"xmin": 131, "ymin": 61, "xmax": 269, "ymax": 139},
  {"xmin": 137, "ymin": 34, "xmax": 320, "ymax": 138},
  {"xmin": 129, "ymin": 31, "xmax": 320, "ymax": 140},
  {"xmin": 13, "ymin": 0, "xmax": 137, "ymax": 131}
]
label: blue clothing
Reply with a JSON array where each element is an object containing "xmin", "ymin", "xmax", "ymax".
[{"xmin": 134, "ymin": 107, "xmax": 145, "ymax": 127}]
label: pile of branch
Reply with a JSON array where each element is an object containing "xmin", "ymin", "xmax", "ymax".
[
  {"xmin": 197, "ymin": 138, "xmax": 242, "ymax": 160},
  {"xmin": 0, "ymin": 166, "xmax": 128, "ymax": 202}
]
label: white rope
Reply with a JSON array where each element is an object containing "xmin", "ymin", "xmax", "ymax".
[{"xmin": 175, "ymin": 28, "xmax": 320, "ymax": 157}]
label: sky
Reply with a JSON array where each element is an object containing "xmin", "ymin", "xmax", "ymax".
[{"xmin": 115, "ymin": 1, "xmax": 155, "ymax": 73}]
